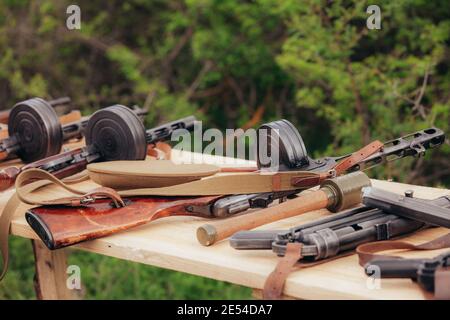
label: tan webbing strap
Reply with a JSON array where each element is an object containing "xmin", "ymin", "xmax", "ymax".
[
  {"xmin": 0, "ymin": 181, "xmax": 46, "ymax": 280},
  {"xmin": 89, "ymin": 140, "xmax": 384, "ymax": 195},
  {"xmin": 14, "ymin": 169, "xmax": 124, "ymax": 207},
  {"xmin": 0, "ymin": 169, "xmax": 122, "ymax": 280},
  {"xmin": 113, "ymin": 171, "xmax": 320, "ymax": 196},
  {"xmin": 356, "ymin": 232, "xmax": 450, "ymax": 266}
]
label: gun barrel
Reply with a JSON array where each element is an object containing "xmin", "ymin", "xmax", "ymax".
[
  {"xmin": 47, "ymin": 96, "xmax": 71, "ymax": 107},
  {"xmin": 230, "ymin": 230, "xmax": 284, "ymax": 249}
]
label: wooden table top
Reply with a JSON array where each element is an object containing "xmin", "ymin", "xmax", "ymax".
[{"xmin": 2, "ymin": 142, "xmax": 449, "ymax": 299}]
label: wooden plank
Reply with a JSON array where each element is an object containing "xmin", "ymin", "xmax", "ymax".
[
  {"xmin": 2, "ymin": 147, "xmax": 449, "ymax": 299},
  {"xmin": 9, "ymin": 178, "xmax": 449, "ymax": 299},
  {"xmin": 32, "ymin": 240, "xmax": 81, "ymax": 300}
]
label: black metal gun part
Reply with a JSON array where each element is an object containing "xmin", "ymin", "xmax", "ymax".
[
  {"xmin": 189, "ymin": 122, "xmax": 445, "ymax": 218},
  {"xmin": 362, "ymin": 187, "xmax": 450, "ymax": 228},
  {"xmin": 210, "ymin": 191, "xmax": 299, "ymax": 218},
  {"xmin": 230, "ymin": 195, "xmax": 450, "ymax": 261},
  {"xmin": 146, "ymin": 116, "xmax": 196, "ymax": 145},
  {"xmin": 257, "ymin": 121, "xmax": 445, "ymax": 173},
  {"xmin": 365, "ymin": 251, "xmax": 450, "ymax": 293}
]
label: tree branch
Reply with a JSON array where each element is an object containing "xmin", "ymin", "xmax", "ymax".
[
  {"xmin": 347, "ymin": 63, "xmax": 371, "ymax": 145},
  {"xmin": 185, "ymin": 60, "xmax": 214, "ymax": 99},
  {"xmin": 412, "ymin": 66, "xmax": 430, "ymax": 120}
]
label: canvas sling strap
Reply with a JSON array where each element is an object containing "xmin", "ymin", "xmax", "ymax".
[
  {"xmin": 0, "ymin": 140, "xmax": 382, "ymax": 280},
  {"xmin": 262, "ymin": 232, "xmax": 450, "ymax": 300},
  {"xmin": 0, "ymin": 170, "xmax": 122, "ymax": 280},
  {"xmin": 0, "ymin": 142, "xmax": 173, "ymax": 279},
  {"xmin": 87, "ymin": 140, "xmax": 384, "ymax": 196},
  {"xmin": 356, "ymin": 232, "xmax": 450, "ymax": 299}
]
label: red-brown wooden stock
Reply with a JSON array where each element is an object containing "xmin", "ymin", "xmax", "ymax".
[
  {"xmin": 0, "ymin": 126, "xmax": 8, "ymax": 140},
  {"xmin": 57, "ymin": 110, "xmax": 82, "ymax": 126},
  {"xmin": 26, "ymin": 196, "xmax": 220, "ymax": 249},
  {"xmin": 0, "ymin": 110, "xmax": 11, "ymax": 124}
]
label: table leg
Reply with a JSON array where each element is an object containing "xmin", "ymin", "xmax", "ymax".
[{"xmin": 32, "ymin": 240, "xmax": 81, "ymax": 300}]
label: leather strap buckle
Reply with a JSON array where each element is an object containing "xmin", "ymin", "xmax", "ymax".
[{"xmin": 79, "ymin": 196, "xmax": 95, "ymax": 205}]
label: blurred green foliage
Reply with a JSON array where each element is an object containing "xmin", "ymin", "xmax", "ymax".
[
  {"xmin": 0, "ymin": 0, "xmax": 449, "ymax": 299},
  {"xmin": 0, "ymin": 0, "xmax": 448, "ymax": 184},
  {"xmin": 0, "ymin": 237, "xmax": 251, "ymax": 299}
]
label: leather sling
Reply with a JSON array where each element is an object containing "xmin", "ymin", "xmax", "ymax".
[
  {"xmin": 0, "ymin": 143, "xmax": 175, "ymax": 280},
  {"xmin": 262, "ymin": 244, "xmax": 355, "ymax": 299},
  {"xmin": 356, "ymin": 232, "xmax": 450, "ymax": 300},
  {"xmin": 0, "ymin": 140, "xmax": 382, "ymax": 280},
  {"xmin": 263, "ymin": 232, "xmax": 450, "ymax": 300}
]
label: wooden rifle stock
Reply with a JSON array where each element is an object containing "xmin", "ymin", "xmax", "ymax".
[
  {"xmin": 57, "ymin": 110, "xmax": 82, "ymax": 126},
  {"xmin": 26, "ymin": 196, "xmax": 220, "ymax": 249},
  {"xmin": 0, "ymin": 125, "xmax": 8, "ymax": 140},
  {"xmin": 0, "ymin": 110, "xmax": 11, "ymax": 124},
  {"xmin": 0, "ymin": 167, "xmax": 21, "ymax": 191}
]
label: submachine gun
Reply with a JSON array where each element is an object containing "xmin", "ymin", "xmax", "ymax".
[
  {"xmin": 208, "ymin": 120, "xmax": 445, "ymax": 217},
  {"xmin": 0, "ymin": 104, "xmax": 196, "ymax": 191},
  {"xmin": 361, "ymin": 187, "xmax": 450, "ymax": 297},
  {"xmin": 0, "ymin": 97, "xmax": 148, "ymax": 163},
  {"xmin": 230, "ymin": 193, "xmax": 450, "ymax": 261},
  {"xmin": 0, "ymin": 97, "xmax": 75, "ymax": 162}
]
